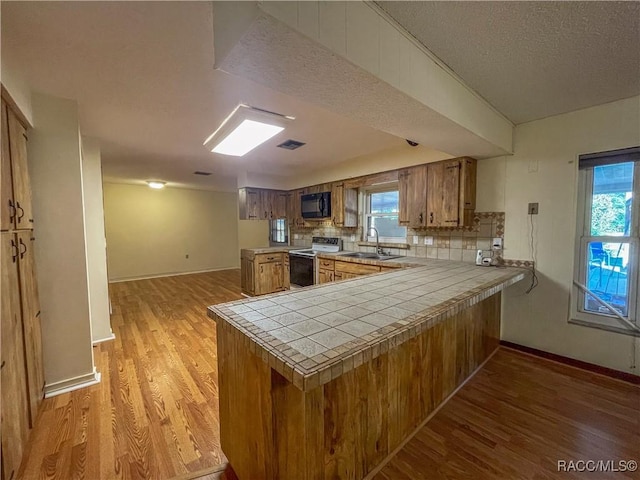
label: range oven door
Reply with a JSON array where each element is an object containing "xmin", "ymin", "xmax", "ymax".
[{"xmin": 289, "ymin": 254, "xmax": 315, "ymax": 287}]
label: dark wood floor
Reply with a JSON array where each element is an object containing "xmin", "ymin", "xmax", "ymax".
[
  {"xmin": 17, "ymin": 270, "xmax": 639, "ymax": 479},
  {"xmin": 374, "ymin": 347, "xmax": 640, "ymax": 480}
]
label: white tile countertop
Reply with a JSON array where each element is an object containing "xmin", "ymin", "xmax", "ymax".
[{"xmin": 208, "ymin": 259, "xmax": 527, "ymax": 391}]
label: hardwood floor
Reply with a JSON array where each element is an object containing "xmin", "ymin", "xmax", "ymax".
[
  {"xmin": 16, "ymin": 270, "xmax": 639, "ymax": 479},
  {"xmin": 17, "ymin": 270, "xmax": 243, "ymax": 480},
  {"xmin": 373, "ymin": 347, "xmax": 640, "ymax": 480}
]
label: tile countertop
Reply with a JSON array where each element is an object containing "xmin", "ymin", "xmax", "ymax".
[{"xmin": 208, "ymin": 259, "xmax": 528, "ymax": 391}]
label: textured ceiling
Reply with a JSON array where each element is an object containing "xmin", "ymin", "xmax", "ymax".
[
  {"xmin": 376, "ymin": 1, "xmax": 640, "ymax": 124},
  {"xmin": 1, "ymin": 2, "xmax": 405, "ymax": 190}
]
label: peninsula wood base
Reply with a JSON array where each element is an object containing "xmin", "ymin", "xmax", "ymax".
[{"xmin": 216, "ymin": 293, "xmax": 501, "ymax": 480}]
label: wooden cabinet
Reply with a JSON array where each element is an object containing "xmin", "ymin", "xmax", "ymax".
[
  {"xmin": 399, "ymin": 165, "xmax": 427, "ymax": 227},
  {"xmin": 1, "ymin": 232, "xmax": 31, "ymax": 480},
  {"xmin": 241, "ymin": 251, "xmax": 289, "ymax": 296},
  {"xmin": 239, "ymin": 188, "xmax": 261, "ymax": 220},
  {"xmin": 335, "ymin": 260, "xmax": 381, "ymax": 278},
  {"xmin": 331, "ymin": 182, "xmax": 358, "ymax": 227},
  {"xmin": 239, "ymin": 188, "xmax": 288, "ymax": 220},
  {"xmin": 399, "ymin": 158, "xmax": 477, "ymax": 228},
  {"xmin": 1, "ymin": 98, "xmax": 43, "ymax": 480},
  {"xmin": 318, "ymin": 258, "xmax": 335, "ymax": 284},
  {"xmin": 288, "ymin": 188, "xmax": 306, "ymax": 228},
  {"xmin": 426, "ymin": 157, "xmax": 477, "ymax": 228},
  {"xmin": 1, "ymin": 100, "xmax": 33, "ymax": 231}
]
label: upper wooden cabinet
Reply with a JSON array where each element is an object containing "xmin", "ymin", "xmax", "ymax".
[
  {"xmin": 239, "ymin": 187, "xmax": 288, "ymax": 220},
  {"xmin": 288, "ymin": 188, "xmax": 306, "ymax": 227},
  {"xmin": 331, "ymin": 182, "xmax": 358, "ymax": 227},
  {"xmin": 1, "ymin": 100, "xmax": 34, "ymax": 231},
  {"xmin": 398, "ymin": 165, "xmax": 428, "ymax": 227},
  {"xmin": 399, "ymin": 157, "xmax": 476, "ymax": 228}
]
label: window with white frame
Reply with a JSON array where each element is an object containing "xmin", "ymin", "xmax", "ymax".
[
  {"xmin": 572, "ymin": 147, "xmax": 640, "ymax": 332},
  {"xmin": 363, "ymin": 187, "xmax": 407, "ymax": 243},
  {"xmin": 270, "ymin": 218, "xmax": 288, "ymax": 245}
]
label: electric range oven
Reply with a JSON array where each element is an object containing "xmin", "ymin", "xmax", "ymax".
[{"xmin": 288, "ymin": 237, "xmax": 341, "ymax": 287}]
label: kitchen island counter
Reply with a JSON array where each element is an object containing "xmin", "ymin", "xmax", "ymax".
[
  {"xmin": 209, "ymin": 258, "xmax": 526, "ymax": 479},
  {"xmin": 209, "ymin": 259, "xmax": 526, "ymax": 390}
]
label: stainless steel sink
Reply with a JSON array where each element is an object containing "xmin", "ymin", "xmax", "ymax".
[{"xmin": 339, "ymin": 252, "xmax": 402, "ymax": 261}]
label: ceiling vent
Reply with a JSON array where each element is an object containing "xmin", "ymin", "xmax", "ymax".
[
  {"xmin": 277, "ymin": 139, "xmax": 306, "ymax": 150},
  {"xmin": 193, "ymin": 171, "xmax": 212, "ymax": 176}
]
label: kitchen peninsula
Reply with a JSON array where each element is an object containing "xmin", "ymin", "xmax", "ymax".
[{"xmin": 208, "ymin": 256, "xmax": 527, "ymax": 480}]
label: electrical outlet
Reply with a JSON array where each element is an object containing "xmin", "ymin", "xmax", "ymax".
[
  {"xmin": 350, "ymin": 235, "xmax": 356, "ymax": 241},
  {"xmin": 424, "ymin": 236, "xmax": 434, "ymax": 246},
  {"xmin": 528, "ymin": 203, "xmax": 539, "ymax": 215},
  {"xmin": 492, "ymin": 238, "xmax": 502, "ymax": 250},
  {"xmin": 294, "ymin": 234, "xmax": 300, "ymax": 240},
  {"xmin": 413, "ymin": 235, "xmax": 419, "ymax": 245}
]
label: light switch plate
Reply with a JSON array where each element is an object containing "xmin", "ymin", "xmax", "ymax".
[
  {"xmin": 294, "ymin": 234, "xmax": 300, "ymax": 240},
  {"xmin": 413, "ymin": 235, "xmax": 419, "ymax": 245},
  {"xmin": 424, "ymin": 236, "xmax": 434, "ymax": 246},
  {"xmin": 350, "ymin": 235, "xmax": 356, "ymax": 241}
]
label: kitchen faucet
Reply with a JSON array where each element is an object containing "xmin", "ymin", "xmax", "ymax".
[{"xmin": 368, "ymin": 226, "xmax": 383, "ymax": 255}]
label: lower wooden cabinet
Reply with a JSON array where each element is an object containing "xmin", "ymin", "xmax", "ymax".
[
  {"xmin": 241, "ymin": 251, "xmax": 289, "ymax": 296},
  {"xmin": 320, "ymin": 258, "xmax": 402, "ymax": 284},
  {"xmin": 1, "ymin": 231, "xmax": 44, "ymax": 480}
]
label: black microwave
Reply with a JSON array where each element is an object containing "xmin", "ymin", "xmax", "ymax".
[{"xmin": 301, "ymin": 191, "xmax": 331, "ymax": 219}]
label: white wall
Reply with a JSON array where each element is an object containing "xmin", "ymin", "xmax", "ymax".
[
  {"xmin": 28, "ymin": 92, "xmax": 95, "ymax": 388},
  {"xmin": 477, "ymin": 96, "xmax": 640, "ymax": 374},
  {"xmin": 81, "ymin": 138, "xmax": 112, "ymax": 343},
  {"xmin": 103, "ymin": 183, "xmax": 240, "ymax": 281}
]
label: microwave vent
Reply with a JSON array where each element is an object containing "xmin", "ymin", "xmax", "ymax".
[{"xmin": 277, "ymin": 139, "xmax": 306, "ymax": 150}]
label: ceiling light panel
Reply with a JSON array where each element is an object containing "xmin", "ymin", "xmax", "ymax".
[{"xmin": 203, "ymin": 104, "xmax": 293, "ymax": 157}]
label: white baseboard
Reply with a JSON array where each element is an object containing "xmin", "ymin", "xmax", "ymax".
[
  {"xmin": 44, "ymin": 367, "xmax": 101, "ymax": 398},
  {"xmin": 92, "ymin": 332, "xmax": 116, "ymax": 345},
  {"xmin": 109, "ymin": 266, "xmax": 239, "ymax": 283}
]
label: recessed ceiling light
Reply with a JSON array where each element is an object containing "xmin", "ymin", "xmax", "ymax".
[
  {"xmin": 203, "ymin": 104, "xmax": 294, "ymax": 157},
  {"xmin": 147, "ymin": 181, "xmax": 166, "ymax": 189}
]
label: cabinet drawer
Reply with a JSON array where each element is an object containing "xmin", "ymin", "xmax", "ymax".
[
  {"xmin": 318, "ymin": 258, "xmax": 335, "ymax": 269},
  {"xmin": 334, "ymin": 261, "xmax": 380, "ymax": 275},
  {"xmin": 255, "ymin": 253, "xmax": 283, "ymax": 264}
]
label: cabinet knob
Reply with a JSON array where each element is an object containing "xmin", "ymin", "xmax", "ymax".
[
  {"xmin": 430, "ymin": 212, "xmax": 434, "ymax": 224},
  {"xmin": 419, "ymin": 213, "xmax": 423, "ymax": 224}
]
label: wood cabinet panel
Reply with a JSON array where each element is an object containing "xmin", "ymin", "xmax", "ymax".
[
  {"xmin": 426, "ymin": 162, "xmax": 444, "ymax": 227},
  {"xmin": 251, "ymin": 253, "xmax": 287, "ymax": 296},
  {"xmin": 318, "ymin": 269, "xmax": 334, "ymax": 284},
  {"xmin": 241, "ymin": 257, "xmax": 256, "ymax": 296},
  {"xmin": 257, "ymin": 261, "xmax": 284, "ymax": 295},
  {"xmin": 1, "ymin": 102, "xmax": 15, "ymax": 231},
  {"xmin": 332, "ymin": 182, "xmax": 358, "ymax": 227},
  {"xmin": 16, "ymin": 230, "xmax": 44, "ymax": 425},
  {"xmin": 441, "ymin": 160, "xmax": 461, "ymax": 225},
  {"xmin": 274, "ymin": 192, "xmax": 289, "ymax": 219},
  {"xmin": 398, "ymin": 165, "xmax": 427, "ymax": 227},
  {"xmin": 334, "ymin": 261, "xmax": 380, "ymax": 276},
  {"xmin": 7, "ymin": 107, "xmax": 32, "ymax": 230},
  {"xmin": 1, "ymin": 232, "xmax": 30, "ymax": 480},
  {"xmin": 239, "ymin": 188, "xmax": 260, "ymax": 220}
]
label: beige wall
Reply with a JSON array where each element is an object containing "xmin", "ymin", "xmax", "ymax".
[
  {"xmin": 81, "ymin": 138, "xmax": 112, "ymax": 343},
  {"xmin": 103, "ymin": 183, "xmax": 240, "ymax": 281},
  {"xmin": 238, "ymin": 220, "xmax": 270, "ymax": 252},
  {"xmin": 28, "ymin": 93, "xmax": 95, "ymax": 387},
  {"xmin": 476, "ymin": 96, "xmax": 640, "ymax": 374}
]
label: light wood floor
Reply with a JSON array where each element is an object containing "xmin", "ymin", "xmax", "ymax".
[
  {"xmin": 374, "ymin": 347, "xmax": 640, "ymax": 480},
  {"xmin": 17, "ymin": 271, "xmax": 639, "ymax": 479},
  {"xmin": 17, "ymin": 270, "xmax": 243, "ymax": 480}
]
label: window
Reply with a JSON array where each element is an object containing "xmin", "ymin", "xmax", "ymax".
[
  {"xmin": 572, "ymin": 147, "xmax": 640, "ymax": 333},
  {"xmin": 270, "ymin": 218, "xmax": 288, "ymax": 245},
  {"xmin": 363, "ymin": 187, "xmax": 407, "ymax": 243}
]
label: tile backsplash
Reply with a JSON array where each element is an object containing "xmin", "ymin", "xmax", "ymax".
[{"xmin": 291, "ymin": 212, "xmax": 506, "ymax": 265}]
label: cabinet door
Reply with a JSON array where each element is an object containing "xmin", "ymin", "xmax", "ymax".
[
  {"xmin": 1, "ymin": 233, "xmax": 30, "ymax": 480},
  {"xmin": 318, "ymin": 269, "xmax": 334, "ymax": 284},
  {"xmin": 399, "ymin": 165, "xmax": 428, "ymax": 227},
  {"xmin": 441, "ymin": 160, "xmax": 461, "ymax": 226},
  {"xmin": 332, "ymin": 182, "xmax": 344, "ymax": 226},
  {"xmin": 257, "ymin": 261, "xmax": 284, "ymax": 295},
  {"xmin": 16, "ymin": 231, "xmax": 44, "ymax": 425},
  {"xmin": 1, "ymin": 101, "xmax": 15, "ymax": 231},
  {"xmin": 241, "ymin": 257, "xmax": 255, "ymax": 295},
  {"xmin": 283, "ymin": 254, "xmax": 290, "ymax": 290},
  {"xmin": 8, "ymin": 107, "xmax": 33, "ymax": 230},
  {"xmin": 427, "ymin": 162, "xmax": 444, "ymax": 227},
  {"xmin": 288, "ymin": 189, "xmax": 305, "ymax": 227},
  {"xmin": 273, "ymin": 192, "xmax": 288, "ymax": 219}
]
